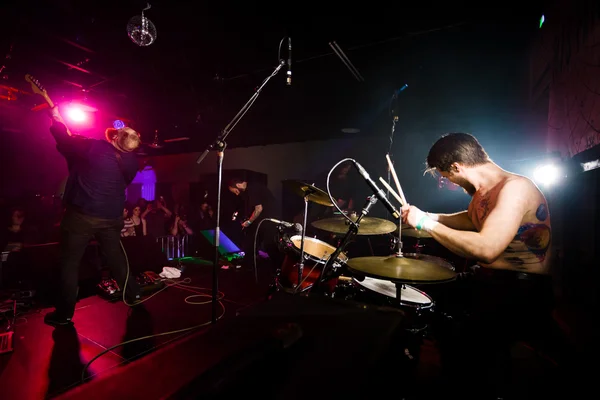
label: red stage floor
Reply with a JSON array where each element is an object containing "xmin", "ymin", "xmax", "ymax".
[{"xmin": 0, "ymin": 263, "xmax": 269, "ymax": 399}]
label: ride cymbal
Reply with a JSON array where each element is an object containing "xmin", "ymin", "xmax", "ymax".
[
  {"xmin": 282, "ymin": 180, "xmax": 333, "ymax": 207},
  {"xmin": 346, "ymin": 254, "xmax": 456, "ymax": 284},
  {"xmin": 312, "ymin": 216, "xmax": 397, "ymax": 235}
]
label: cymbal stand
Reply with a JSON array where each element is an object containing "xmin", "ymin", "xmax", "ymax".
[
  {"xmin": 396, "ymin": 217, "xmax": 404, "ymax": 258},
  {"xmin": 295, "ymin": 194, "xmax": 310, "ymax": 291},
  {"xmin": 395, "ymin": 281, "xmax": 404, "ymax": 303},
  {"xmin": 314, "ymin": 195, "xmax": 377, "ymax": 290},
  {"xmin": 413, "ymin": 239, "xmax": 424, "ymax": 255}
]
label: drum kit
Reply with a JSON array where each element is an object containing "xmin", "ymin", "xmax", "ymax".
[{"xmin": 274, "ymin": 180, "xmax": 458, "ymax": 334}]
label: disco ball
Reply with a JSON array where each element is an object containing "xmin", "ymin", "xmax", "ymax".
[{"xmin": 127, "ymin": 12, "xmax": 157, "ymax": 47}]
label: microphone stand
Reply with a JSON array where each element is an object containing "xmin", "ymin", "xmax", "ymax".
[
  {"xmin": 196, "ymin": 60, "xmax": 286, "ymax": 324},
  {"xmin": 314, "ymin": 195, "xmax": 378, "ymax": 290},
  {"xmin": 387, "ymin": 92, "xmax": 399, "ymax": 219}
]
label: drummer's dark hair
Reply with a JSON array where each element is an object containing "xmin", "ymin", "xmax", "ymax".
[{"xmin": 425, "ymin": 133, "xmax": 491, "ymax": 174}]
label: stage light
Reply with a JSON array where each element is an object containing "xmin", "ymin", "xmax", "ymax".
[
  {"xmin": 66, "ymin": 106, "xmax": 86, "ymax": 122},
  {"xmin": 113, "ymin": 119, "xmax": 125, "ymax": 129},
  {"xmin": 533, "ymin": 163, "xmax": 561, "ymax": 186},
  {"xmin": 539, "ymin": 15, "xmax": 545, "ymax": 28}
]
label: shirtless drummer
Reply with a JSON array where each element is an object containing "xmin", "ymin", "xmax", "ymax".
[{"xmin": 401, "ymin": 133, "xmax": 568, "ymax": 398}]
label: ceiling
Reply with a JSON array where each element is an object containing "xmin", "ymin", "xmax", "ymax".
[{"xmin": 1, "ymin": 0, "xmax": 550, "ymax": 154}]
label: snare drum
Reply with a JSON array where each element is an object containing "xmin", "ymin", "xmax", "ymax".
[
  {"xmin": 353, "ymin": 276, "xmax": 434, "ymax": 332},
  {"xmin": 279, "ymin": 235, "xmax": 348, "ymax": 292}
]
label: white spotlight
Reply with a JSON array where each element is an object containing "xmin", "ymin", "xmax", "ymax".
[{"xmin": 533, "ymin": 163, "xmax": 561, "ymax": 186}]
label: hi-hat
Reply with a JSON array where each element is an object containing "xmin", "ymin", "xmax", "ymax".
[
  {"xmin": 282, "ymin": 180, "xmax": 333, "ymax": 206},
  {"xmin": 312, "ymin": 216, "xmax": 397, "ymax": 235},
  {"xmin": 346, "ymin": 254, "xmax": 456, "ymax": 284}
]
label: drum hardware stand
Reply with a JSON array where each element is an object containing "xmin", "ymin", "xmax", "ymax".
[
  {"xmin": 413, "ymin": 239, "xmax": 424, "ymax": 255},
  {"xmin": 195, "ymin": 59, "xmax": 286, "ymax": 323},
  {"xmin": 294, "ymin": 194, "xmax": 311, "ymax": 291},
  {"xmin": 393, "ymin": 209, "xmax": 405, "ymax": 303},
  {"xmin": 314, "ymin": 195, "xmax": 377, "ymax": 291}
]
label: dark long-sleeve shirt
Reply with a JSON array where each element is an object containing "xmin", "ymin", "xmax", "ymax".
[{"xmin": 50, "ymin": 120, "xmax": 138, "ymax": 219}]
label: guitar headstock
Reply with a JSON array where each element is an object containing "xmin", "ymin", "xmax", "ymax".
[
  {"xmin": 25, "ymin": 74, "xmax": 47, "ymax": 96},
  {"xmin": 25, "ymin": 74, "xmax": 54, "ymax": 108}
]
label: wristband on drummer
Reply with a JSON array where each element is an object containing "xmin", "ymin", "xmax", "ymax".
[{"xmin": 416, "ymin": 212, "xmax": 438, "ymax": 232}]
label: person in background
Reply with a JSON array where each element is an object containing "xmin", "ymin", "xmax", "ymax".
[
  {"xmin": 170, "ymin": 214, "xmax": 193, "ymax": 237},
  {"xmin": 1, "ymin": 207, "xmax": 27, "ymax": 252},
  {"xmin": 136, "ymin": 198, "xmax": 148, "ymax": 213},
  {"xmin": 141, "ymin": 196, "xmax": 172, "ymax": 238},
  {"xmin": 120, "ymin": 206, "xmax": 136, "ymax": 237},
  {"xmin": 130, "ymin": 204, "xmax": 144, "ymax": 236},
  {"xmin": 227, "ymin": 178, "xmax": 281, "ymax": 270},
  {"xmin": 196, "ymin": 200, "xmax": 214, "ymax": 230}
]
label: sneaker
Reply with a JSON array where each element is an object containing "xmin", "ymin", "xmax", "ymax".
[{"xmin": 44, "ymin": 311, "xmax": 73, "ymax": 326}]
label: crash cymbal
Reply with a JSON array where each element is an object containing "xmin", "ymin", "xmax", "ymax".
[
  {"xmin": 346, "ymin": 254, "xmax": 456, "ymax": 284},
  {"xmin": 282, "ymin": 180, "xmax": 333, "ymax": 207},
  {"xmin": 398, "ymin": 224, "xmax": 432, "ymax": 239},
  {"xmin": 312, "ymin": 216, "xmax": 397, "ymax": 235}
]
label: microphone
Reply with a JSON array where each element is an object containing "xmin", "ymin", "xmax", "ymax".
[
  {"xmin": 351, "ymin": 160, "xmax": 401, "ymax": 220},
  {"xmin": 393, "ymin": 84, "xmax": 408, "ymax": 98},
  {"xmin": 286, "ymin": 37, "xmax": 292, "ymax": 86},
  {"xmin": 266, "ymin": 218, "xmax": 302, "ymax": 231}
]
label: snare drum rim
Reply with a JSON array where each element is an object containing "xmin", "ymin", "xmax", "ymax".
[
  {"xmin": 289, "ymin": 235, "xmax": 348, "ymax": 263},
  {"xmin": 352, "ymin": 277, "xmax": 434, "ymax": 309}
]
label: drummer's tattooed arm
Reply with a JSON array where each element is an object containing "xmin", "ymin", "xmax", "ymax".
[
  {"xmin": 423, "ymin": 179, "xmax": 531, "ymax": 264},
  {"xmin": 429, "ymin": 210, "xmax": 476, "ymax": 231}
]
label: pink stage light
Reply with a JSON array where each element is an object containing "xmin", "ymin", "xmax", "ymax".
[{"xmin": 66, "ymin": 106, "xmax": 87, "ymax": 122}]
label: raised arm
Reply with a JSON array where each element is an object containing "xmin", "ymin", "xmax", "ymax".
[{"xmin": 49, "ymin": 107, "xmax": 89, "ymax": 158}]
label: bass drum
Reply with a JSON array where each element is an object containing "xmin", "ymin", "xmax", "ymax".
[{"xmin": 279, "ymin": 235, "xmax": 347, "ymax": 292}]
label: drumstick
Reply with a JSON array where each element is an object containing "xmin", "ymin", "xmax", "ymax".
[
  {"xmin": 379, "ymin": 177, "xmax": 404, "ymax": 206},
  {"xmin": 386, "ymin": 154, "xmax": 408, "ymax": 205}
]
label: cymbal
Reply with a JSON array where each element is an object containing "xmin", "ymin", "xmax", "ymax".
[
  {"xmin": 312, "ymin": 216, "xmax": 397, "ymax": 235},
  {"xmin": 346, "ymin": 254, "xmax": 456, "ymax": 284},
  {"xmin": 398, "ymin": 224, "xmax": 432, "ymax": 239},
  {"xmin": 282, "ymin": 180, "xmax": 333, "ymax": 207}
]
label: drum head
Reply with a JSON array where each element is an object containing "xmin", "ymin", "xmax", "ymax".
[
  {"xmin": 354, "ymin": 277, "xmax": 432, "ymax": 305},
  {"xmin": 290, "ymin": 235, "xmax": 348, "ymax": 263}
]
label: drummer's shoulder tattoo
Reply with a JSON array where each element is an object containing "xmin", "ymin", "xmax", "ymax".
[{"xmin": 478, "ymin": 193, "xmax": 490, "ymax": 220}]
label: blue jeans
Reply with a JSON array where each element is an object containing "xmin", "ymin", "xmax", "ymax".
[{"xmin": 55, "ymin": 208, "xmax": 140, "ymax": 318}]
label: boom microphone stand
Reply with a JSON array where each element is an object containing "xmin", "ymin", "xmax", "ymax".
[
  {"xmin": 314, "ymin": 195, "xmax": 378, "ymax": 290},
  {"xmin": 196, "ymin": 60, "xmax": 286, "ymax": 324}
]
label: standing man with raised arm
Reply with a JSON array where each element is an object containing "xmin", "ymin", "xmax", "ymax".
[{"xmin": 44, "ymin": 106, "xmax": 142, "ymax": 326}]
